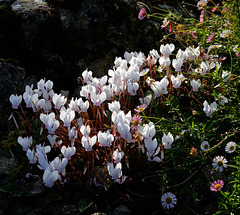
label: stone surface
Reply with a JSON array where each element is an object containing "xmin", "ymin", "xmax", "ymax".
[
  {"xmin": 0, "ymin": 60, "xmax": 26, "ymax": 141},
  {"xmin": 110, "ymin": 205, "xmax": 131, "ymax": 215},
  {"xmin": 0, "ymin": 156, "xmax": 18, "ymax": 175}
]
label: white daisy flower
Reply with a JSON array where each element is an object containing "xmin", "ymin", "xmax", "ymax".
[
  {"xmin": 220, "ymin": 30, "xmax": 231, "ymax": 38},
  {"xmin": 212, "ymin": 156, "xmax": 228, "ymax": 172},
  {"xmin": 161, "ymin": 192, "xmax": 177, "ymax": 209},
  {"xmin": 200, "ymin": 141, "xmax": 210, "ymax": 151},
  {"xmin": 225, "ymin": 141, "xmax": 236, "ymax": 154}
]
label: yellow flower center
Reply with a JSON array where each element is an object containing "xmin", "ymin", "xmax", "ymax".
[
  {"xmin": 165, "ymin": 197, "xmax": 172, "ymax": 204},
  {"xmin": 200, "ymin": 2, "xmax": 206, "ymax": 7},
  {"xmin": 133, "ymin": 120, "xmax": 139, "ymax": 126},
  {"xmin": 204, "ymin": 144, "xmax": 209, "ymax": 149},
  {"xmin": 134, "ymin": 134, "xmax": 139, "ymax": 140},
  {"xmin": 229, "ymin": 145, "xmax": 235, "ymax": 151},
  {"xmin": 138, "ymin": 107, "xmax": 144, "ymax": 112},
  {"xmin": 160, "ymin": 65, "xmax": 165, "ymax": 70},
  {"xmin": 214, "ymin": 184, "xmax": 221, "ymax": 189},
  {"xmin": 217, "ymin": 160, "xmax": 223, "ymax": 167}
]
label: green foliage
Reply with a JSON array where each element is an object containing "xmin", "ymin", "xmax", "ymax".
[{"xmin": 3, "ymin": 0, "xmax": 240, "ymax": 214}]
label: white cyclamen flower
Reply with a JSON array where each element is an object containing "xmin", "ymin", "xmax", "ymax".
[
  {"xmin": 212, "ymin": 155, "xmax": 228, "ymax": 172},
  {"xmin": 26, "ymin": 148, "xmax": 37, "ymax": 164},
  {"xmin": 60, "ymin": 107, "xmax": 75, "ymax": 127},
  {"xmin": 172, "ymin": 59, "xmax": 183, "ymax": 72},
  {"xmin": 203, "ymin": 100, "xmax": 217, "ymax": 117},
  {"xmin": 161, "ymin": 192, "xmax": 177, "ymax": 209},
  {"xmin": 190, "ymin": 79, "xmax": 201, "ymax": 92},
  {"xmin": 82, "ymin": 69, "xmax": 93, "ymax": 83},
  {"xmin": 143, "ymin": 122, "xmax": 156, "ymax": 140},
  {"xmin": 222, "ymin": 71, "xmax": 231, "ymax": 82},
  {"xmin": 81, "ymin": 135, "xmax": 97, "ymax": 152},
  {"xmin": 52, "ymin": 93, "xmax": 67, "ymax": 109},
  {"xmin": 80, "ymin": 125, "xmax": 91, "ymax": 136},
  {"xmin": 139, "ymin": 94, "xmax": 152, "ymax": 107},
  {"xmin": 47, "ymin": 134, "xmax": 58, "ymax": 148},
  {"xmin": 162, "ymin": 132, "xmax": 174, "ymax": 149},
  {"xmin": 107, "ymin": 162, "xmax": 122, "ymax": 180},
  {"xmin": 18, "ymin": 136, "xmax": 33, "ymax": 151},
  {"xmin": 40, "ymin": 113, "xmax": 60, "ymax": 134},
  {"xmin": 98, "ymin": 130, "xmax": 114, "ymax": 147},
  {"xmin": 113, "ymin": 149, "xmax": 124, "ymax": 164},
  {"xmin": 50, "ymin": 157, "xmax": 68, "ymax": 175},
  {"xmin": 108, "ymin": 100, "xmax": 121, "ymax": 113},
  {"xmin": 171, "ymin": 74, "xmax": 185, "ymax": 89},
  {"xmin": 144, "ymin": 138, "xmax": 159, "ymax": 157},
  {"xmin": 219, "ymin": 95, "xmax": 228, "ymax": 106},
  {"xmin": 61, "ymin": 146, "xmax": 76, "ymax": 160},
  {"xmin": 9, "ymin": 94, "xmax": 22, "ymax": 109},
  {"xmin": 43, "ymin": 167, "xmax": 59, "ymax": 187},
  {"xmin": 160, "ymin": 44, "xmax": 175, "ymax": 57}
]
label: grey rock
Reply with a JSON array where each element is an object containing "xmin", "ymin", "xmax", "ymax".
[
  {"xmin": 110, "ymin": 205, "xmax": 131, "ymax": 215},
  {"xmin": 53, "ymin": 204, "xmax": 81, "ymax": 215},
  {"xmin": 0, "ymin": 60, "xmax": 25, "ymax": 141},
  {"xmin": 91, "ymin": 213, "xmax": 108, "ymax": 215},
  {"xmin": 0, "ymin": 60, "xmax": 25, "ymax": 105},
  {"xmin": 0, "ymin": 156, "xmax": 18, "ymax": 175}
]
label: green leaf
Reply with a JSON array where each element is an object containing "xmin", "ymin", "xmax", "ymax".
[
  {"xmin": 0, "ymin": 184, "xmax": 22, "ymax": 197},
  {"xmin": 47, "ymin": 193, "xmax": 62, "ymax": 203},
  {"xmin": 78, "ymin": 198, "xmax": 93, "ymax": 212}
]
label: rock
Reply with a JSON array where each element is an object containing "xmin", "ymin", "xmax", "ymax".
[
  {"xmin": 21, "ymin": 177, "xmax": 46, "ymax": 197},
  {"xmin": 0, "ymin": 60, "xmax": 25, "ymax": 141},
  {"xmin": 91, "ymin": 213, "xmax": 108, "ymax": 215},
  {"xmin": 0, "ymin": 156, "xmax": 18, "ymax": 176},
  {"xmin": 53, "ymin": 204, "xmax": 81, "ymax": 215},
  {"xmin": 110, "ymin": 205, "xmax": 131, "ymax": 215},
  {"xmin": 1, "ymin": 0, "xmax": 163, "ymax": 93}
]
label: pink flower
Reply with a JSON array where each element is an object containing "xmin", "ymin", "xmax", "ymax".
[
  {"xmin": 236, "ymin": 52, "xmax": 240, "ymax": 57},
  {"xmin": 207, "ymin": 32, "xmax": 215, "ymax": 43},
  {"xmin": 191, "ymin": 31, "xmax": 198, "ymax": 39},
  {"xmin": 138, "ymin": 8, "xmax": 147, "ymax": 20},
  {"xmin": 210, "ymin": 180, "xmax": 224, "ymax": 192},
  {"xmin": 168, "ymin": 21, "xmax": 172, "ymax": 33},
  {"xmin": 134, "ymin": 104, "xmax": 147, "ymax": 113},
  {"xmin": 131, "ymin": 114, "xmax": 142, "ymax": 131},
  {"xmin": 200, "ymin": 10, "xmax": 204, "ymax": 23},
  {"xmin": 212, "ymin": 3, "xmax": 219, "ymax": 12},
  {"xmin": 219, "ymin": 57, "xmax": 227, "ymax": 61}
]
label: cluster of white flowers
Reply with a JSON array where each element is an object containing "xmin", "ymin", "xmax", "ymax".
[{"xmin": 9, "ymin": 42, "xmax": 228, "ymax": 187}]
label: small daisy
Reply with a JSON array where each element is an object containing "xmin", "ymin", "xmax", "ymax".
[
  {"xmin": 138, "ymin": 8, "xmax": 147, "ymax": 20},
  {"xmin": 210, "ymin": 180, "xmax": 224, "ymax": 192},
  {"xmin": 225, "ymin": 141, "xmax": 236, "ymax": 154},
  {"xmin": 212, "ymin": 156, "xmax": 228, "ymax": 172},
  {"xmin": 161, "ymin": 192, "xmax": 177, "ymax": 209},
  {"xmin": 134, "ymin": 104, "xmax": 147, "ymax": 114},
  {"xmin": 197, "ymin": 0, "xmax": 207, "ymax": 9},
  {"xmin": 220, "ymin": 30, "xmax": 231, "ymax": 38},
  {"xmin": 200, "ymin": 141, "xmax": 210, "ymax": 151},
  {"xmin": 131, "ymin": 114, "xmax": 142, "ymax": 130},
  {"xmin": 189, "ymin": 147, "xmax": 197, "ymax": 157},
  {"xmin": 161, "ymin": 18, "xmax": 169, "ymax": 28}
]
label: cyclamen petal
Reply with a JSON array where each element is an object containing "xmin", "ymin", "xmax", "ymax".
[
  {"xmin": 162, "ymin": 132, "xmax": 174, "ymax": 149},
  {"xmin": 107, "ymin": 163, "xmax": 122, "ymax": 180},
  {"xmin": 9, "ymin": 94, "xmax": 22, "ymax": 109}
]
